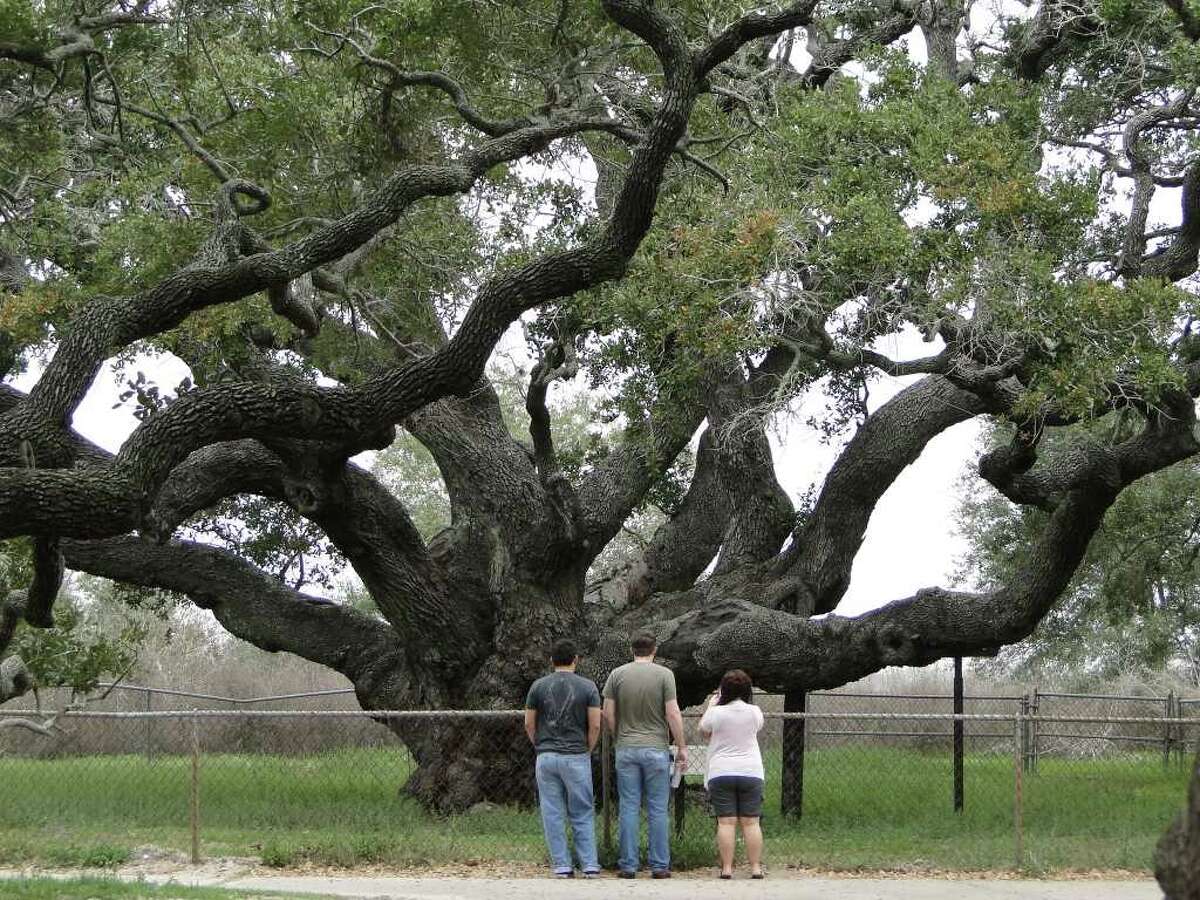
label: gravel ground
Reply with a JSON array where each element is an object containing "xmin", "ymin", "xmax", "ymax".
[
  {"xmin": 225, "ymin": 875, "xmax": 1162, "ymax": 899},
  {"xmin": 0, "ymin": 861, "xmax": 1165, "ymax": 900}
]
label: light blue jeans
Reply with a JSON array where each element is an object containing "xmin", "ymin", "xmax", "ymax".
[
  {"xmin": 615, "ymin": 746, "xmax": 672, "ymax": 874},
  {"xmin": 534, "ymin": 751, "xmax": 600, "ymax": 874}
]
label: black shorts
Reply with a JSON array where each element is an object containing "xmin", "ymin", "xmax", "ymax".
[{"xmin": 707, "ymin": 775, "xmax": 764, "ymax": 818}]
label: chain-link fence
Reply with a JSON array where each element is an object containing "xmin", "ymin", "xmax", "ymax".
[{"xmin": 1, "ymin": 706, "xmax": 1195, "ymax": 873}]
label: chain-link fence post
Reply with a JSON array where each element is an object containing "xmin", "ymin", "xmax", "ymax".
[
  {"xmin": 1164, "ymin": 691, "xmax": 1175, "ymax": 770},
  {"xmin": 1175, "ymin": 694, "xmax": 1188, "ymax": 768},
  {"xmin": 1019, "ymin": 694, "xmax": 1030, "ymax": 772},
  {"xmin": 953, "ymin": 657, "xmax": 964, "ymax": 812},
  {"xmin": 1013, "ymin": 714, "xmax": 1024, "ymax": 870},
  {"xmin": 1030, "ymin": 686, "xmax": 1040, "ymax": 773},
  {"xmin": 144, "ymin": 689, "xmax": 153, "ymax": 763},
  {"xmin": 190, "ymin": 713, "xmax": 201, "ymax": 864}
]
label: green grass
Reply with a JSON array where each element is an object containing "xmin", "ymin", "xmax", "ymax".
[
  {"xmin": 0, "ymin": 746, "xmax": 1188, "ymax": 873},
  {"xmin": 0, "ymin": 876, "xmax": 332, "ymax": 899}
]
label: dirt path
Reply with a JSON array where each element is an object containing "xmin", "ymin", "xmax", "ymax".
[
  {"xmin": 0, "ymin": 868, "xmax": 1165, "ymax": 899},
  {"xmin": 216, "ymin": 874, "xmax": 1163, "ymax": 899}
]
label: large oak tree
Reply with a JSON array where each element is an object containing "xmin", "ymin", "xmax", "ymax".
[{"xmin": 2, "ymin": 0, "xmax": 1200, "ymax": 891}]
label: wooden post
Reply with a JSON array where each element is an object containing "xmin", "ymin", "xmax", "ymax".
[
  {"xmin": 953, "ymin": 656, "xmax": 964, "ymax": 813},
  {"xmin": 190, "ymin": 715, "xmax": 201, "ymax": 865},
  {"xmin": 601, "ymin": 729, "xmax": 613, "ymax": 856},
  {"xmin": 780, "ymin": 690, "xmax": 806, "ymax": 818},
  {"xmin": 1013, "ymin": 714, "xmax": 1023, "ymax": 870}
]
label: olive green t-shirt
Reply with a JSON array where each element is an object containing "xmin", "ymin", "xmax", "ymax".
[{"xmin": 602, "ymin": 661, "xmax": 677, "ymax": 750}]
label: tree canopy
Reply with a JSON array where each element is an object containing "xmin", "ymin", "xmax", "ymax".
[{"xmin": 3, "ymin": 0, "xmax": 1200, "ymax": 885}]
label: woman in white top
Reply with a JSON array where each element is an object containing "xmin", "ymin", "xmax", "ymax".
[{"xmin": 699, "ymin": 669, "xmax": 765, "ymax": 879}]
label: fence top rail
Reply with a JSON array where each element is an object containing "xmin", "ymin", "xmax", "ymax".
[
  {"xmin": 81, "ymin": 683, "xmax": 359, "ymax": 705},
  {"xmin": 36, "ymin": 683, "xmax": 1193, "ymax": 707},
  {"xmin": 1, "ymin": 709, "xmax": 1197, "ymax": 725},
  {"xmin": 778, "ymin": 712, "xmax": 1199, "ymax": 726},
  {"xmin": 1035, "ymin": 691, "xmax": 1177, "ymax": 702},
  {"xmin": 805, "ymin": 692, "xmax": 1026, "ymax": 701}
]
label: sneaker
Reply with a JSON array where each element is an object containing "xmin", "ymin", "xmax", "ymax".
[
  {"xmin": 583, "ymin": 871, "xmax": 601, "ymax": 879},
  {"xmin": 618, "ymin": 870, "xmax": 636, "ymax": 879},
  {"xmin": 555, "ymin": 871, "xmax": 575, "ymax": 878},
  {"xmin": 651, "ymin": 870, "xmax": 672, "ymax": 879}
]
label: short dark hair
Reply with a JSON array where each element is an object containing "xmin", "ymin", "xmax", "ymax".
[
  {"xmin": 631, "ymin": 633, "xmax": 657, "ymax": 657},
  {"xmin": 718, "ymin": 669, "xmax": 753, "ymax": 705},
  {"xmin": 551, "ymin": 639, "xmax": 577, "ymax": 666}
]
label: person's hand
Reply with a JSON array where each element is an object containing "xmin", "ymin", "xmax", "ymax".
[{"xmin": 707, "ymin": 690, "xmax": 720, "ymax": 708}]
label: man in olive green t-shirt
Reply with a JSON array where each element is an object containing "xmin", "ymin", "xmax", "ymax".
[{"xmin": 602, "ymin": 633, "xmax": 688, "ymax": 878}]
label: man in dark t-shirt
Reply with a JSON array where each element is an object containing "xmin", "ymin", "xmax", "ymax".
[{"xmin": 525, "ymin": 639, "xmax": 602, "ymax": 878}]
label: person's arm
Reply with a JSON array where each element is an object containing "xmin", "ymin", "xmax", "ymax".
[
  {"xmin": 587, "ymin": 706, "xmax": 602, "ymax": 751},
  {"xmin": 601, "ymin": 671, "xmax": 617, "ymax": 734},
  {"xmin": 586, "ymin": 682, "xmax": 602, "ymax": 751},
  {"xmin": 524, "ymin": 708, "xmax": 537, "ymax": 745},
  {"xmin": 666, "ymin": 698, "xmax": 687, "ymax": 768},
  {"xmin": 698, "ymin": 691, "xmax": 719, "ymax": 738},
  {"xmin": 524, "ymin": 682, "xmax": 539, "ymax": 746},
  {"xmin": 662, "ymin": 670, "xmax": 687, "ymax": 767},
  {"xmin": 603, "ymin": 698, "xmax": 617, "ymax": 734}
]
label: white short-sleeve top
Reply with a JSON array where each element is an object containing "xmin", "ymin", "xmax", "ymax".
[{"xmin": 699, "ymin": 699, "xmax": 765, "ymax": 787}]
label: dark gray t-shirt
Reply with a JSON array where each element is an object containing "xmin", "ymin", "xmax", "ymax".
[{"xmin": 525, "ymin": 671, "xmax": 601, "ymax": 755}]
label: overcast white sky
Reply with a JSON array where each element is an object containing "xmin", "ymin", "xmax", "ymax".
[{"xmin": 770, "ymin": 353, "xmax": 982, "ymax": 616}]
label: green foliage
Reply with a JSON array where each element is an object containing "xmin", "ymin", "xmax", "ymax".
[
  {"xmin": 372, "ymin": 435, "xmax": 452, "ymax": 542},
  {"xmin": 0, "ymin": 0, "xmax": 48, "ymax": 45},
  {"xmin": 957, "ymin": 423, "xmax": 1200, "ymax": 681},
  {"xmin": 42, "ymin": 844, "xmax": 132, "ymax": 869},
  {"xmin": 560, "ymin": 52, "xmax": 1161, "ymax": 443},
  {"xmin": 0, "ymin": 541, "xmax": 149, "ymax": 694},
  {"xmin": 11, "ymin": 602, "xmax": 144, "ymax": 696},
  {"xmin": 191, "ymin": 498, "xmax": 345, "ymax": 592}
]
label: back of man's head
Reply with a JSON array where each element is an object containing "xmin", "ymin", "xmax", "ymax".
[
  {"xmin": 551, "ymin": 639, "xmax": 577, "ymax": 667},
  {"xmin": 631, "ymin": 633, "xmax": 657, "ymax": 658}
]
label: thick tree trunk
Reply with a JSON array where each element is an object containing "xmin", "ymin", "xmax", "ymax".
[
  {"xmin": 366, "ymin": 572, "xmax": 592, "ymax": 812},
  {"xmin": 1156, "ymin": 748, "xmax": 1200, "ymax": 899},
  {"xmin": 398, "ymin": 713, "xmax": 536, "ymax": 812}
]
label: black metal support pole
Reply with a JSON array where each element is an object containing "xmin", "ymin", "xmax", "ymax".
[
  {"xmin": 674, "ymin": 774, "xmax": 686, "ymax": 837},
  {"xmin": 953, "ymin": 656, "xmax": 964, "ymax": 813},
  {"xmin": 781, "ymin": 689, "xmax": 806, "ymax": 818}
]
